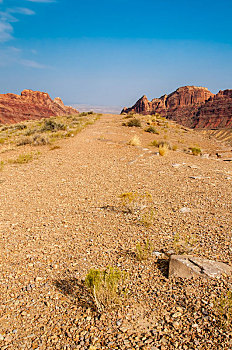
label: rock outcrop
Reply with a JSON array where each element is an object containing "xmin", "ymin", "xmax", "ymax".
[
  {"xmin": 0, "ymin": 90, "xmax": 79, "ymax": 124},
  {"xmin": 122, "ymin": 86, "xmax": 232, "ymax": 129}
]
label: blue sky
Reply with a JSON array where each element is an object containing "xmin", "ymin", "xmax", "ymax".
[{"xmin": 0, "ymin": 0, "xmax": 232, "ymax": 108}]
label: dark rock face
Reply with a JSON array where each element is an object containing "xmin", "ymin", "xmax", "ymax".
[
  {"xmin": 122, "ymin": 86, "xmax": 232, "ymax": 129},
  {"xmin": 0, "ymin": 90, "xmax": 79, "ymax": 124}
]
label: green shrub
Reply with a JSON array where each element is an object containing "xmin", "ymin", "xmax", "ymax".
[
  {"xmin": 173, "ymin": 232, "xmax": 197, "ymax": 254},
  {"xmin": 214, "ymin": 291, "xmax": 232, "ymax": 329},
  {"xmin": 8, "ymin": 152, "xmax": 39, "ymax": 164},
  {"xmin": 125, "ymin": 118, "xmax": 141, "ymax": 127},
  {"xmin": 32, "ymin": 134, "xmax": 50, "ymax": 146},
  {"xmin": 172, "ymin": 144, "xmax": 178, "ymax": 151},
  {"xmin": 0, "ymin": 161, "xmax": 4, "ymax": 171},
  {"xmin": 150, "ymin": 140, "xmax": 158, "ymax": 147},
  {"xmin": 140, "ymin": 208, "xmax": 155, "ymax": 227},
  {"xmin": 17, "ymin": 136, "xmax": 33, "ymax": 146},
  {"xmin": 145, "ymin": 126, "xmax": 159, "ymax": 134},
  {"xmin": 79, "ymin": 111, "xmax": 95, "ymax": 117},
  {"xmin": 85, "ymin": 267, "xmax": 126, "ymax": 311},
  {"xmin": 41, "ymin": 119, "xmax": 66, "ymax": 132},
  {"xmin": 119, "ymin": 191, "xmax": 154, "ymax": 226},
  {"xmin": 136, "ymin": 239, "xmax": 153, "ymax": 261},
  {"xmin": 190, "ymin": 147, "xmax": 201, "ymax": 156},
  {"xmin": 9, "ymin": 153, "xmax": 34, "ymax": 164}
]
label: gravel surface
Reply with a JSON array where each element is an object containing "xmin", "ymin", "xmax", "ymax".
[{"xmin": 0, "ymin": 114, "xmax": 232, "ymax": 349}]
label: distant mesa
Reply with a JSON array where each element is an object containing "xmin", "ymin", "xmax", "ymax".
[
  {"xmin": 122, "ymin": 86, "xmax": 232, "ymax": 129},
  {"xmin": 0, "ymin": 89, "xmax": 79, "ymax": 125}
]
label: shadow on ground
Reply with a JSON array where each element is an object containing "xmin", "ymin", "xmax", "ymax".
[
  {"xmin": 155, "ymin": 258, "xmax": 169, "ymax": 278},
  {"xmin": 53, "ymin": 278, "xmax": 97, "ymax": 311}
]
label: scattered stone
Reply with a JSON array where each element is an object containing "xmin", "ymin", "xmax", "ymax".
[
  {"xmin": 179, "ymin": 207, "xmax": 191, "ymax": 213},
  {"xmin": 152, "ymin": 251, "xmax": 162, "ymax": 257},
  {"xmin": 201, "ymin": 153, "xmax": 209, "ymax": 159},
  {"xmin": 169, "ymin": 255, "xmax": 232, "ymax": 279},
  {"xmin": 172, "ymin": 163, "xmax": 182, "ymax": 168}
]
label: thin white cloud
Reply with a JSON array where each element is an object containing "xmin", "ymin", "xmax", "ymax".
[
  {"xmin": 0, "ymin": 46, "xmax": 49, "ymax": 69},
  {"xmin": 0, "ymin": 21, "xmax": 13, "ymax": 42},
  {"xmin": 0, "ymin": 6, "xmax": 35, "ymax": 42},
  {"xmin": 8, "ymin": 8, "xmax": 35, "ymax": 16},
  {"xmin": 20, "ymin": 59, "xmax": 48, "ymax": 69}
]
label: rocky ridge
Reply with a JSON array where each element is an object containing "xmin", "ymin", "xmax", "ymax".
[
  {"xmin": 122, "ymin": 86, "xmax": 232, "ymax": 129},
  {"xmin": 0, "ymin": 89, "xmax": 78, "ymax": 124}
]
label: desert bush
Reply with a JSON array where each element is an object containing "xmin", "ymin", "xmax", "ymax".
[
  {"xmin": 85, "ymin": 267, "xmax": 126, "ymax": 311},
  {"xmin": 0, "ymin": 161, "xmax": 3, "ymax": 171},
  {"xmin": 49, "ymin": 145, "xmax": 61, "ymax": 150},
  {"xmin": 8, "ymin": 152, "xmax": 40, "ymax": 164},
  {"xmin": 173, "ymin": 232, "xmax": 197, "ymax": 254},
  {"xmin": 41, "ymin": 119, "xmax": 66, "ymax": 132},
  {"xmin": 190, "ymin": 147, "xmax": 201, "ymax": 156},
  {"xmin": 150, "ymin": 140, "xmax": 171, "ymax": 149},
  {"xmin": 17, "ymin": 136, "xmax": 33, "ymax": 146},
  {"xmin": 123, "ymin": 114, "xmax": 133, "ymax": 119},
  {"xmin": 150, "ymin": 140, "xmax": 158, "ymax": 147},
  {"xmin": 13, "ymin": 124, "xmax": 27, "ymax": 131},
  {"xmin": 158, "ymin": 140, "xmax": 171, "ymax": 148},
  {"xmin": 9, "ymin": 153, "xmax": 34, "ymax": 164},
  {"xmin": 214, "ymin": 291, "xmax": 232, "ymax": 330},
  {"xmin": 145, "ymin": 126, "xmax": 159, "ymax": 134},
  {"xmin": 125, "ymin": 118, "xmax": 141, "ymax": 127},
  {"xmin": 79, "ymin": 111, "xmax": 95, "ymax": 117},
  {"xmin": 159, "ymin": 144, "xmax": 168, "ymax": 156},
  {"xmin": 17, "ymin": 134, "xmax": 50, "ymax": 146},
  {"xmin": 128, "ymin": 135, "xmax": 141, "ymax": 146},
  {"xmin": 140, "ymin": 209, "xmax": 155, "ymax": 227},
  {"xmin": 119, "ymin": 191, "xmax": 152, "ymax": 213},
  {"xmin": 119, "ymin": 191, "xmax": 154, "ymax": 226},
  {"xmin": 32, "ymin": 134, "xmax": 50, "ymax": 146},
  {"xmin": 136, "ymin": 239, "xmax": 153, "ymax": 261},
  {"xmin": 172, "ymin": 144, "xmax": 178, "ymax": 151}
]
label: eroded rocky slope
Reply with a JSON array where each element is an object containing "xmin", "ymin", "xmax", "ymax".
[
  {"xmin": 0, "ymin": 90, "xmax": 78, "ymax": 124},
  {"xmin": 122, "ymin": 86, "xmax": 232, "ymax": 129}
]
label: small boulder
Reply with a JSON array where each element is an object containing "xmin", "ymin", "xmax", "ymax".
[{"xmin": 169, "ymin": 255, "xmax": 232, "ymax": 279}]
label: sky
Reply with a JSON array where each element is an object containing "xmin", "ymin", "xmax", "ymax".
[{"xmin": 0, "ymin": 0, "xmax": 232, "ymax": 109}]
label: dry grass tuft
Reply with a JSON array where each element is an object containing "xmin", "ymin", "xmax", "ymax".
[
  {"xmin": 128, "ymin": 135, "xmax": 141, "ymax": 146},
  {"xmin": 85, "ymin": 267, "xmax": 127, "ymax": 311},
  {"xmin": 159, "ymin": 144, "xmax": 168, "ymax": 156}
]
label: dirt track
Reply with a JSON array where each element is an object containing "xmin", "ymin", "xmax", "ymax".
[{"xmin": 1, "ymin": 114, "xmax": 232, "ymax": 349}]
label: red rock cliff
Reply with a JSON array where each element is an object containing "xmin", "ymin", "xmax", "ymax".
[
  {"xmin": 0, "ymin": 90, "xmax": 79, "ymax": 124},
  {"xmin": 122, "ymin": 86, "xmax": 232, "ymax": 129}
]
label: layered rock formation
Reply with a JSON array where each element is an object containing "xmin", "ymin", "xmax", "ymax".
[
  {"xmin": 122, "ymin": 86, "xmax": 232, "ymax": 129},
  {"xmin": 0, "ymin": 90, "xmax": 79, "ymax": 124}
]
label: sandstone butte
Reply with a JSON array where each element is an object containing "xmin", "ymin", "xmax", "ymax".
[
  {"xmin": 122, "ymin": 86, "xmax": 232, "ymax": 129},
  {"xmin": 0, "ymin": 89, "xmax": 79, "ymax": 124}
]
